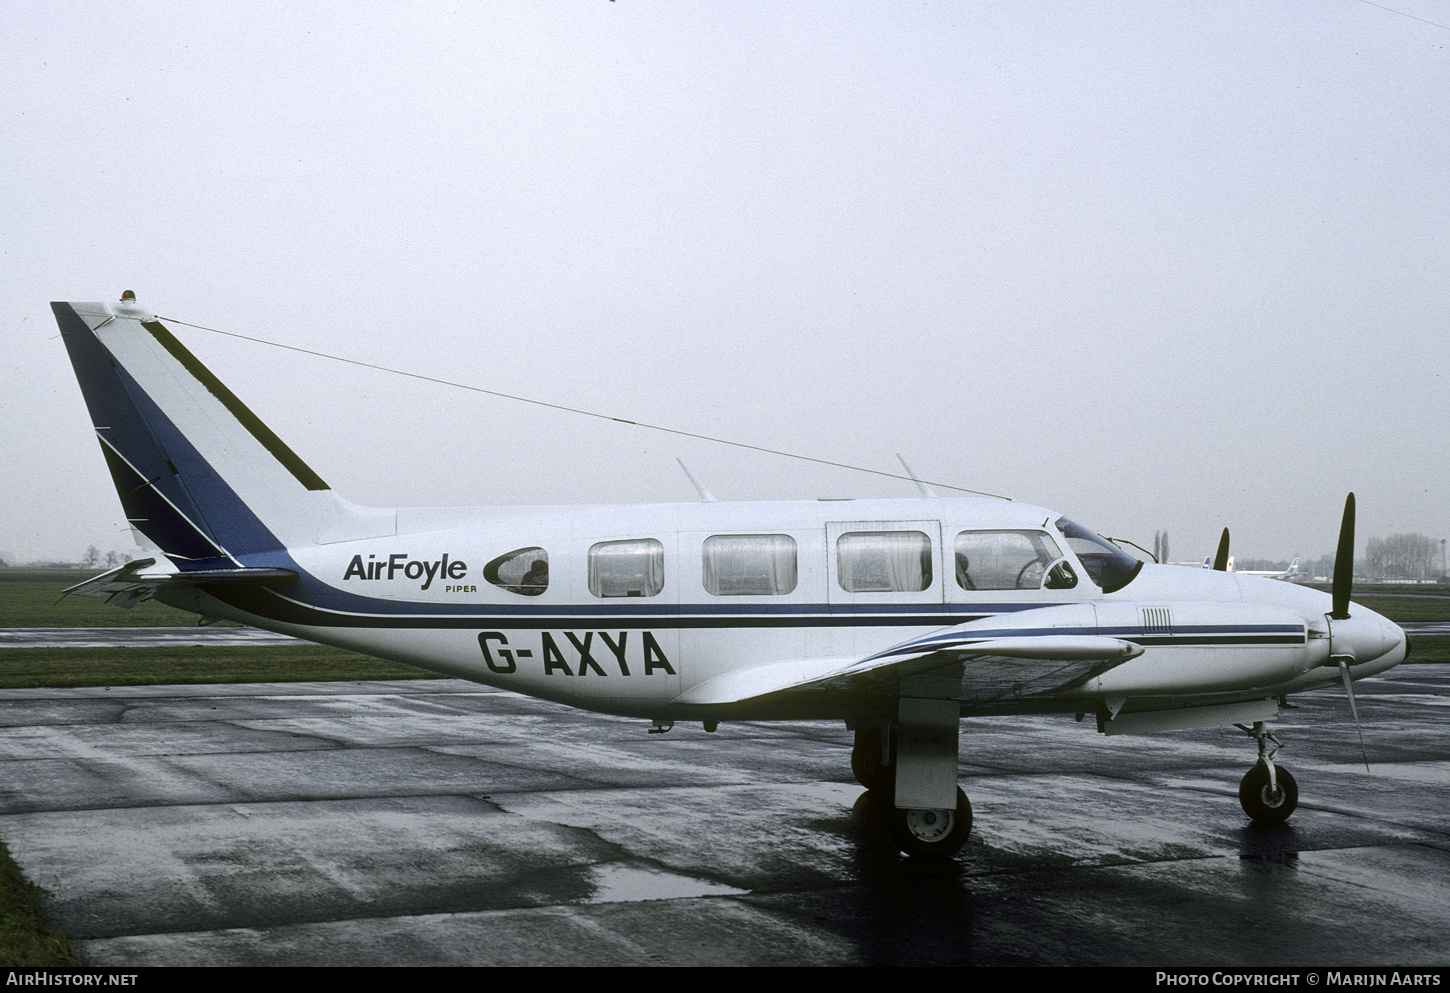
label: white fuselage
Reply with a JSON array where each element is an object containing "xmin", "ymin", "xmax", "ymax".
[{"xmin": 160, "ymin": 495, "xmax": 1407, "ymax": 723}]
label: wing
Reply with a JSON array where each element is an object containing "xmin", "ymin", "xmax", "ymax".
[{"xmin": 674, "ymin": 606, "xmax": 1142, "ymax": 708}]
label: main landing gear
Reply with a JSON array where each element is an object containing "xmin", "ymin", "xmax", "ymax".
[
  {"xmin": 1236, "ymin": 721, "xmax": 1298, "ymax": 822},
  {"xmin": 893, "ymin": 787, "xmax": 973, "ymax": 858},
  {"xmin": 851, "ymin": 701, "xmax": 972, "ymax": 858},
  {"xmin": 851, "ymin": 723, "xmax": 895, "ymax": 793}
]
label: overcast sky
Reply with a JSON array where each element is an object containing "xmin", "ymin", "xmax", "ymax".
[{"xmin": 2, "ymin": 1, "xmax": 1447, "ymax": 568}]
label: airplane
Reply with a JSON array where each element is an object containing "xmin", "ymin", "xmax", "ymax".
[
  {"xmin": 51, "ymin": 295, "xmax": 1410, "ymax": 858},
  {"xmin": 1223, "ymin": 553, "xmax": 1305, "ymax": 576}
]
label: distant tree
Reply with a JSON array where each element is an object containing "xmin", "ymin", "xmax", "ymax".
[
  {"xmin": 82, "ymin": 545, "xmax": 101, "ymax": 567},
  {"xmin": 1365, "ymin": 533, "xmax": 1438, "ymax": 580},
  {"xmin": 104, "ymin": 550, "xmax": 120, "ymax": 568}
]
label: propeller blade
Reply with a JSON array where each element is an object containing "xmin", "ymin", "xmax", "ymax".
[
  {"xmin": 1331, "ymin": 493, "xmax": 1355, "ymax": 620},
  {"xmin": 1337, "ymin": 659, "xmax": 1371, "ymax": 772},
  {"xmin": 1212, "ymin": 528, "xmax": 1230, "ymax": 572}
]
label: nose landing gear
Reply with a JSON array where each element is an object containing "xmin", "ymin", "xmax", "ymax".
[
  {"xmin": 1236, "ymin": 721, "xmax": 1299, "ymax": 822},
  {"xmin": 1240, "ymin": 763, "xmax": 1298, "ymax": 822}
]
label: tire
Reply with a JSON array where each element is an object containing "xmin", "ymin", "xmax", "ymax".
[
  {"xmin": 851, "ymin": 726, "xmax": 895, "ymax": 792},
  {"xmin": 1239, "ymin": 764, "xmax": 1298, "ymax": 822},
  {"xmin": 892, "ymin": 787, "xmax": 973, "ymax": 858}
]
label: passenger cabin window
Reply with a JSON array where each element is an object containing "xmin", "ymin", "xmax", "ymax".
[
  {"xmin": 702, "ymin": 534, "xmax": 797, "ymax": 596},
  {"xmin": 589, "ymin": 539, "xmax": 665, "ymax": 598},
  {"xmin": 837, "ymin": 531, "xmax": 933, "ymax": 593},
  {"xmin": 954, "ymin": 530, "xmax": 1075, "ymax": 590},
  {"xmin": 484, "ymin": 547, "xmax": 549, "ymax": 596}
]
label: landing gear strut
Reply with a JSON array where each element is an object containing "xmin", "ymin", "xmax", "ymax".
[
  {"xmin": 851, "ymin": 723, "xmax": 895, "ymax": 793},
  {"xmin": 851, "ymin": 696, "xmax": 972, "ymax": 858},
  {"xmin": 1236, "ymin": 721, "xmax": 1299, "ymax": 822}
]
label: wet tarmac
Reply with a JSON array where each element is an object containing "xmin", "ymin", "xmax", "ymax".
[{"xmin": 0, "ymin": 665, "xmax": 1445, "ymax": 967}]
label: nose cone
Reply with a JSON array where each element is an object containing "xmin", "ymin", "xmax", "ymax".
[
  {"xmin": 1375, "ymin": 612, "xmax": 1409, "ymax": 670},
  {"xmin": 1333, "ymin": 606, "xmax": 1408, "ymax": 676}
]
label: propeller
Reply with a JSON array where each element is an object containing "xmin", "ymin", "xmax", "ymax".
[
  {"xmin": 1212, "ymin": 528, "xmax": 1230, "ymax": 572},
  {"xmin": 1325, "ymin": 493, "xmax": 1370, "ymax": 771},
  {"xmin": 1330, "ymin": 493, "xmax": 1355, "ymax": 621}
]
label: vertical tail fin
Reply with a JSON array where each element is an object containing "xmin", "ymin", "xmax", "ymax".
[{"xmin": 53, "ymin": 298, "xmax": 391, "ymax": 569}]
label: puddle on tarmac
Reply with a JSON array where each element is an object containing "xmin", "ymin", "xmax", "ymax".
[{"xmin": 583, "ymin": 862, "xmax": 747, "ymax": 904}]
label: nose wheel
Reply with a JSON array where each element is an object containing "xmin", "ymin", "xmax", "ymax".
[
  {"xmin": 1239, "ymin": 764, "xmax": 1298, "ymax": 822},
  {"xmin": 1236, "ymin": 720, "xmax": 1299, "ymax": 822}
]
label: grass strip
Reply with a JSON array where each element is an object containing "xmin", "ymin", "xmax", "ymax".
[
  {"xmin": 1399, "ymin": 636, "xmax": 1450, "ymax": 665},
  {"xmin": 0, "ymin": 840, "xmax": 85, "ymax": 966},
  {"xmin": 0, "ymin": 570, "xmax": 213, "ymax": 628},
  {"xmin": 0, "ymin": 644, "xmax": 443, "ymax": 689}
]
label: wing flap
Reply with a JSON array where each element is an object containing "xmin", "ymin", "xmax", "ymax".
[
  {"xmin": 674, "ymin": 656, "xmax": 859, "ymax": 706},
  {"xmin": 674, "ymin": 631, "xmax": 1142, "ymax": 707}
]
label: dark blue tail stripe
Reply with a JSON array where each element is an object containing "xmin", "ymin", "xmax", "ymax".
[
  {"xmin": 56, "ymin": 303, "xmax": 286, "ymax": 563},
  {"xmin": 96, "ymin": 439, "xmax": 225, "ymax": 562}
]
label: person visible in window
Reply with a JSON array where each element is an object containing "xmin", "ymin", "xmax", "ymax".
[{"xmin": 520, "ymin": 559, "xmax": 548, "ymax": 595}]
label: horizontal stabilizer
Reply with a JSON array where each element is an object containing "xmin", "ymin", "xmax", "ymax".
[{"xmin": 64, "ymin": 558, "xmax": 297, "ymax": 610}]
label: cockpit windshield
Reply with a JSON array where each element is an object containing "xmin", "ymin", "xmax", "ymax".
[{"xmin": 1054, "ymin": 518, "xmax": 1142, "ymax": 593}]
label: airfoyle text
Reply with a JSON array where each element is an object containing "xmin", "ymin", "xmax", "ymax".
[
  {"xmin": 343, "ymin": 553, "xmax": 467, "ymax": 591},
  {"xmin": 478, "ymin": 631, "xmax": 676, "ymax": 677}
]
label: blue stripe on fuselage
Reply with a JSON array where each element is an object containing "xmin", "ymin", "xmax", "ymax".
[{"xmin": 188, "ymin": 563, "xmax": 1309, "ymax": 646}]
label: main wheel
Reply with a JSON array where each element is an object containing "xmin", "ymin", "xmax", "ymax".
[
  {"xmin": 1239, "ymin": 764, "xmax": 1298, "ymax": 822},
  {"xmin": 892, "ymin": 787, "xmax": 972, "ymax": 858},
  {"xmin": 851, "ymin": 725, "xmax": 895, "ymax": 792}
]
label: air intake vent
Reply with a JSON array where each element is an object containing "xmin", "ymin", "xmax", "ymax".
[{"xmin": 1140, "ymin": 607, "xmax": 1173, "ymax": 635}]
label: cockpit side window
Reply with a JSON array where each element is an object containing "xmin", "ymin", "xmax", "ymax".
[
  {"xmin": 954, "ymin": 530, "xmax": 1074, "ymax": 590},
  {"xmin": 589, "ymin": 539, "xmax": 665, "ymax": 598},
  {"xmin": 484, "ymin": 547, "xmax": 549, "ymax": 597},
  {"xmin": 1054, "ymin": 518, "xmax": 1142, "ymax": 593}
]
